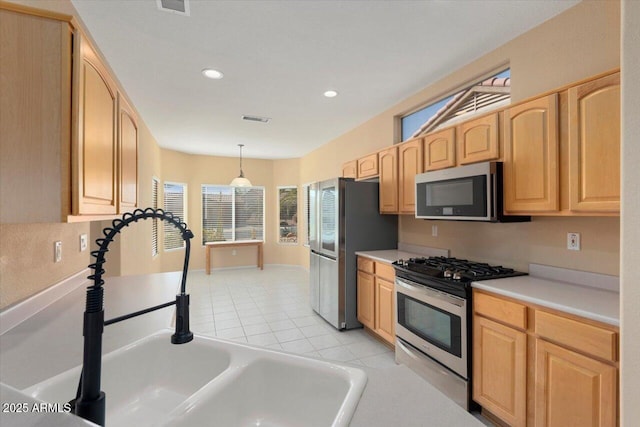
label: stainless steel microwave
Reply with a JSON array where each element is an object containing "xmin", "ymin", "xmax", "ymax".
[{"xmin": 415, "ymin": 161, "xmax": 529, "ymax": 222}]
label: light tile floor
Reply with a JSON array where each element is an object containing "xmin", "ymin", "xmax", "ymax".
[{"xmin": 186, "ymin": 266, "xmax": 396, "ymax": 369}]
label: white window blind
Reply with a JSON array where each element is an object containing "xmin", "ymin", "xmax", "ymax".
[
  {"xmin": 152, "ymin": 178, "xmax": 159, "ymax": 256},
  {"xmin": 163, "ymin": 182, "xmax": 187, "ymax": 250},
  {"xmin": 202, "ymin": 185, "xmax": 264, "ymax": 244},
  {"xmin": 278, "ymin": 186, "xmax": 298, "ymax": 244},
  {"xmin": 303, "ymin": 184, "xmax": 310, "ymax": 246}
]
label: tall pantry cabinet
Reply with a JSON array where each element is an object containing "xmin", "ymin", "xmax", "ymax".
[{"xmin": 0, "ymin": 4, "xmax": 138, "ymax": 223}]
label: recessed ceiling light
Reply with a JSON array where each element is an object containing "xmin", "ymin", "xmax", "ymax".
[
  {"xmin": 202, "ymin": 68, "xmax": 224, "ymax": 79},
  {"xmin": 324, "ymin": 90, "xmax": 338, "ymax": 98}
]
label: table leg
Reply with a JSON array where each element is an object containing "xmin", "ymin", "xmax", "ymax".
[{"xmin": 205, "ymin": 245, "xmax": 211, "ymax": 275}]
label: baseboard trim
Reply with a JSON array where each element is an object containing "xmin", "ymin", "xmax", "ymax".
[{"xmin": 0, "ymin": 269, "xmax": 90, "ymax": 335}]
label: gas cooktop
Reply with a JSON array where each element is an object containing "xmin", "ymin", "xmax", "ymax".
[{"xmin": 392, "ymin": 256, "xmax": 527, "ymax": 288}]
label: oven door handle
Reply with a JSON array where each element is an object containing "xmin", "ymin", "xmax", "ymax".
[{"xmin": 396, "ymin": 278, "xmax": 465, "ymax": 308}]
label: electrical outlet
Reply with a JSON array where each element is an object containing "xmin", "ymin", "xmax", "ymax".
[
  {"xmin": 567, "ymin": 232, "xmax": 581, "ymax": 251},
  {"xmin": 232, "ymin": 249, "xmax": 237, "ymax": 256},
  {"xmin": 431, "ymin": 225, "xmax": 438, "ymax": 237},
  {"xmin": 80, "ymin": 234, "xmax": 88, "ymax": 252},
  {"xmin": 54, "ymin": 241, "xmax": 62, "ymax": 262}
]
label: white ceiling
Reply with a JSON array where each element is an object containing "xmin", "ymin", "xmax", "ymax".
[{"xmin": 70, "ymin": 0, "xmax": 579, "ymax": 160}]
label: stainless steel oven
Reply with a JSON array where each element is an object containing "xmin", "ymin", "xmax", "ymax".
[
  {"xmin": 393, "ymin": 256, "xmax": 527, "ymax": 411},
  {"xmin": 395, "ymin": 276, "xmax": 471, "ymax": 409},
  {"xmin": 395, "ymin": 276, "xmax": 468, "ymax": 379}
]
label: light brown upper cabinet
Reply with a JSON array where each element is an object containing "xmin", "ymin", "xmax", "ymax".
[
  {"xmin": 398, "ymin": 138, "xmax": 423, "ymax": 214},
  {"xmin": 457, "ymin": 112, "xmax": 500, "ymax": 165},
  {"xmin": 357, "ymin": 153, "xmax": 379, "ymax": 180},
  {"xmin": 503, "ymin": 94, "xmax": 559, "ymax": 213},
  {"xmin": 73, "ymin": 38, "xmax": 118, "ymax": 215},
  {"xmin": 0, "ymin": 8, "xmax": 73, "ymax": 223},
  {"xmin": 118, "ymin": 94, "xmax": 138, "ymax": 212},
  {"xmin": 568, "ymin": 73, "xmax": 620, "ymax": 213},
  {"xmin": 424, "ymin": 127, "xmax": 456, "ymax": 171},
  {"xmin": 378, "ymin": 146, "xmax": 399, "ymax": 213},
  {"xmin": 342, "ymin": 160, "xmax": 357, "ymax": 179}
]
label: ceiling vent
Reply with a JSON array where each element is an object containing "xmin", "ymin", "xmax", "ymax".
[
  {"xmin": 242, "ymin": 115, "xmax": 271, "ymax": 124},
  {"xmin": 156, "ymin": 0, "xmax": 190, "ymax": 16}
]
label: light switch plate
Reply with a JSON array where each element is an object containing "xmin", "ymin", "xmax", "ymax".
[
  {"xmin": 567, "ymin": 232, "xmax": 581, "ymax": 251},
  {"xmin": 54, "ymin": 241, "xmax": 62, "ymax": 262}
]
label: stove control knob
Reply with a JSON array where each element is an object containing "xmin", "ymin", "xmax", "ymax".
[
  {"xmin": 452, "ymin": 271, "xmax": 462, "ymax": 281},
  {"xmin": 444, "ymin": 269, "xmax": 453, "ymax": 278}
]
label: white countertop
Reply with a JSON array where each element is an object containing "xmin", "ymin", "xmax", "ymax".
[
  {"xmin": 472, "ymin": 275, "xmax": 620, "ymax": 326},
  {"xmin": 355, "ymin": 245, "xmax": 449, "ymax": 264},
  {"xmin": 0, "ymin": 271, "xmax": 482, "ymax": 427}
]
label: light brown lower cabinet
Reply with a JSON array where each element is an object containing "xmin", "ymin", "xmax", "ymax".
[
  {"xmin": 473, "ymin": 289, "xmax": 618, "ymax": 427},
  {"xmin": 356, "ymin": 270, "xmax": 375, "ymax": 329},
  {"xmin": 356, "ymin": 256, "xmax": 395, "ymax": 345},
  {"xmin": 374, "ymin": 277, "xmax": 395, "ymax": 343},
  {"xmin": 535, "ymin": 339, "xmax": 617, "ymax": 427},
  {"xmin": 473, "ymin": 316, "xmax": 527, "ymax": 427}
]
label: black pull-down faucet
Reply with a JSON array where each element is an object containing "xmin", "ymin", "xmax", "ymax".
[{"xmin": 70, "ymin": 208, "xmax": 194, "ymax": 426}]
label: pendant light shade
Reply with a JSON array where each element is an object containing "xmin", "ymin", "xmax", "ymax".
[{"xmin": 230, "ymin": 144, "xmax": 252, "ymax": 187}]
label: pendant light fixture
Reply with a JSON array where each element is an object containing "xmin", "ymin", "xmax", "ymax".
[{"xmin": 230, "ymin": 144, "xmax": 252, "ymax": 187}]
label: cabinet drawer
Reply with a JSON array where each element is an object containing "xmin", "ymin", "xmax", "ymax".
[
  {"xmin": 474, "ymin": 292, "xmax": 527, "ymax": 330},
  {"xmin": 375, "ymin": 262, "xmax": 395, "ymax": 282},
  {"xmin": 357, "ymin": 257, "xmax": 375, "ymax": 274},
  {"xmin": 535, "ymin": 310, "xmax": 617, "ymax": 362}
]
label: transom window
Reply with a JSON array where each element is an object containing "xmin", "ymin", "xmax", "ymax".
[
  {"xmin": 401, "ymin": 68, "xmax": 510, "ymax": 141},
  {"xmin": 202, "ymin": 185, "xmax": 265, "ymax": 244}
]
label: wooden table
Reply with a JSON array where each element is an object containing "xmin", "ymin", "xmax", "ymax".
[{"xmin": 205, "ymin": 240, "xmax": 264, "ymax": 274}]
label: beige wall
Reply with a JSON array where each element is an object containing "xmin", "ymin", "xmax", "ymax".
[
  {"xmin": 621, "ymin": 0, "xmax": 640, "ymax": 424},
  {"xmin": 0, "ymin": 222, "xmax": 90, "ymax": 309},
  {"xmin": 300, "ymin": 0, "xmax": 621, "ymax": 275}
]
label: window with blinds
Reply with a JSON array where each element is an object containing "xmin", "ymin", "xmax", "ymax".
[
  {"xmin": 163, "ymin": 182, "xmax": 187, "ymax": 250},
  {"xmin": 152, "ymin": 178, "xmax": 159, "ymax": 256},
  {"xmin": 278, "ymin": 186, "xmax": 298, "ymax": 244},
  {"xmin": 202, "ymin": 185, "xmax": 264, "ymax": 244}
]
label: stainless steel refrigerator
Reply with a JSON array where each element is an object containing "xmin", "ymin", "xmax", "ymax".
[{"xmin": 309, "ymin": 178, "xmax": 398, "ymax": 330}]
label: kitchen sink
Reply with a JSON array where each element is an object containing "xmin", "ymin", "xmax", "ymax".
[{"xmin": 24, "ymin": 330, "xmax": 367, "ymax": 427}]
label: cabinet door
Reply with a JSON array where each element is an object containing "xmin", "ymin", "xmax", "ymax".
[
  {"xmin": 424, "ymin": 127, "xmax": 456, "ymax": 171},
  {"xmin": 0, "ymin": 10, "xmax": 72, "ymax": 223},
  {"xmin": 473, "ymin": 316, "xmax": 527, "ymax": 427},
  {"xmin": 458, "ymin": 113, "xmax": 499, "ymax": 165},
  {"xmin": 398, "ymin": 139, "xmax": 423, "ymax": 214},
  {"xmin": 118, "ymin": 94, "xmax": 138, "ymax": 212},
  {"xmin": 357, "ymin": 270, "xmax": 375, "ymax": 329},
  {"xmin": 568, "ymin": 73, "xmax": 620, "ymax": 213},
  {"xmin": 503, "ymin": 94, "xmax": 559, "ymax": 213},
  {"xmin": 374, "ymin": 277, "xmax": 395, "ymax": 344},
  {"xmin": 357, "ymin": 153, "xmax": 379, "ymax": 179},
  {"xmin": 342, "ymin": 160, "xmax": 357, "ymax": 179},
  {"xmin": 74, "ymin": 40, "xmax": 117, "ymax": 215},
  {"xmin": 535, "ymin": 339, "xmax": 617, "ymax": 427},
  {"xmin": 378, "ymin": 147, "xmax": 398, "ymax": 213}
]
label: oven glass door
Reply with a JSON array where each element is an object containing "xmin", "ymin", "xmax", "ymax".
[
  {"xmin": 397, "ymin": 292, "xmax": 462, "ymax": 358},
  {"xmin": 416, "ymin": 174, "xmax": 487, "ymax": 218}
]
